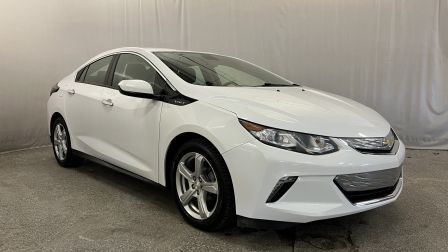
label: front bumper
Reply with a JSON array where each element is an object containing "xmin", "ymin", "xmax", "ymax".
[{"xmin": 222, "ymin": 138, "xmax": 405, "ymax": 223}]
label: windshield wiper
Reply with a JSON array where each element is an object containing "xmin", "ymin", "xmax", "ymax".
[{"xmin": 261, "ymin": 83, "xmax": 301, "ymax": 87}]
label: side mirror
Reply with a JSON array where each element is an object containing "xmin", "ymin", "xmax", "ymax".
[{"xmin": 118, "ymin": 80, "xmax": 159, "ymax": 99}]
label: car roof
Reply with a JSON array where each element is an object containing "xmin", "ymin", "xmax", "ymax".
[
  {"xmin": 144, "ymin": 48, "xmax": 181, "ymax": 52},
  {"xmin": 76, "ymin": 47, "xmax": 236, "ymax": 73},
  {"xmin": 107, "ymin": 47, "xmax": 218, "ymax": 55}
]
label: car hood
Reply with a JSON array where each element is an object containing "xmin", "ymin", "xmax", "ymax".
[{"xmin": 183, "ymin": 86, "xmax": 390, "ymax": 138}]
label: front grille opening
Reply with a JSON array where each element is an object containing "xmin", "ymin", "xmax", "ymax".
[
  {"xmin": 355, "ymin": 148, "xmax": 395, "ymax": 154},
  {"xmin": 335, "ymin": 180, "xmax": 399, "ymax": 204},
  {"xmin": 266, "ymin": 176, "xmax": 298, "ymax": 203},
  {"xmin": 344, "ymin": 129, "xmax": 399, "ymax": 155}
]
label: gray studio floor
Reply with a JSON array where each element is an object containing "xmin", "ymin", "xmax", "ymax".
[{"xmin": 0, "ymin": 147, "xmax": 447, "ymax": 251}]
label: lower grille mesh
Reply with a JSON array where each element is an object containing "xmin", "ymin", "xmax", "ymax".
[
  {"xmin": 334, "ymin": 167, "xmax": 402, "ymax": 204},
  {"xmin": 337, "ymin": 183, "xmax": 398, "ymax": 203}
]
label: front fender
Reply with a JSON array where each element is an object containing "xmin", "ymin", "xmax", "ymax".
[{"xmin": 158, "ymin": 101, "xmax": 253, "ymax": 186}]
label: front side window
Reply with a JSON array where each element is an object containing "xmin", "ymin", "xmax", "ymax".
[
  {"xmin": 112, "ymin": 54, "xmax": 168, "ymax": 94},
  {"xmin": 83, "ymin": 56, "xmax": 113, "ymax": 86},
  {"xmin": 154, "ymin": 52, "xmax": 292, "ymax": 87}
]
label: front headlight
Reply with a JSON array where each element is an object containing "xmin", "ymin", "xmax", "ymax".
[{"xmin": 239, "ymin": 119, "xmax": 338, "ymax": 155}]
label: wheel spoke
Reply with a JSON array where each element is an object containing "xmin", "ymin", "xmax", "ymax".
[
  {"xmin": 180, "ymin": 188, "xmax": 196, "ymax": 205},
  {"xmin": 178, "ymin": 162, "xmax": 193, "ymax": 182},
  {"xmin": 56, "ymin": 125, "xmax": 62, "ymax": 137},
  {"xmin": 194, "ymin": 154, "xmax": 205, "ymax": 175},
  {"xmin": 57, "ymin": 144, "xmax": 64, "ymax": 159},
  {"xmin": 197, "ymin": 191, "xmax": 210, "ymax": 219},
  {"xmin": 62, "ymin": 142, "xmax": 67, "ymax": 154},
  {"xmin": 61, "ymin": 129, "xmax": 67, "ymax": 140},
  {"xmin": 202, "ymin": 181, "xmax": 218, "ymax": 194}
]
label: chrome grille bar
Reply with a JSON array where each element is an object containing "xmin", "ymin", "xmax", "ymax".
[{"xmin": 341, "ymin": 129, "xmax": 398, "ymax": 154}]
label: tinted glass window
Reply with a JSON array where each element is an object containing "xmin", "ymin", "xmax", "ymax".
[
  {"xmin": 112, "ymin": 54, "xmax": 168, "ymax": 94},
  {"xmin": 75, "ymin": 67, "xmax": 87, "ymax": 82},
  {"xmin": 84, "ymin": 56, "xmax": 113, "ymax": 86},
  {"xmin": 154, "ymin": 52, "xmax": 291, "ymax": 87},
  {"xmin": 215, "ymin": 65, "xmax": 264, "ymax": 85},
  {"xmin": 79, "ymin": 67, "xmax": 88, "ymax": 82}
]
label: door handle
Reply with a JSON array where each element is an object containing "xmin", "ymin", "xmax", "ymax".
[
  {"xmin": 67, "ymin": 89, "xmax": 75, "ymax": 95},
  {"xmin": 101, "ymin": 98, "xmax": 114, "ymax": 106}
]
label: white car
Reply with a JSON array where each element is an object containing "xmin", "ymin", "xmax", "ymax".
[{"xmin": 47, "ymin": 47, "xmax": 404, "ymax": 231}]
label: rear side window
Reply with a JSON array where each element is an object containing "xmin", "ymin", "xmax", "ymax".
[
  {"xmin": 83, "ymin": 56, "xmax": 113, "ymax": 86},
  {"xmin": 75, "ymin": 67, "xmax": 88, "ymax": 82},
  {"xmin": 112, "ymin": 54, "xmax": 170, "ymax": 95}
]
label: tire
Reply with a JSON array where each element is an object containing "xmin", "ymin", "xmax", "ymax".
[
  {"xmin": 170, "ymin": 138, "xmax": 236, "ymax": 231},
  {"xmin": 51, "ymin": 117, "xmax": 83, "ymax": 167}
]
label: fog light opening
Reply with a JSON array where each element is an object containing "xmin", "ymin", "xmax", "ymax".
[{"xmin": 266, "ymin": 176, "xmax": 298, "ymax": 203}]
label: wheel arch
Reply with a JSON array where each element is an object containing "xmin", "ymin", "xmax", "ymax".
[
  {"xmin": 163, "ymin": 132, "xmax": 224, "ymax": 189},
  {"xmin": 50, "ymin": 112, "xmax": 64, "ymax": 141}
]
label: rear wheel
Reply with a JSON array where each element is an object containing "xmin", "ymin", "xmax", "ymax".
[
  {"xmin": 171, "ymin": 139, "xmax": 235, "ymax": 231},
  {"xmin": 51, "ymin": 117, "xmax": 83, "ymax": 167}
]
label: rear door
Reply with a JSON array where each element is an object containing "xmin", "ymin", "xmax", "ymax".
[
  {"xmin": 96, "ymin": 53, "xmax": 170, "ymax": 181},
  {"xmin": 64, "ymin": 55, "xmax": 115, "ymax": 157}
]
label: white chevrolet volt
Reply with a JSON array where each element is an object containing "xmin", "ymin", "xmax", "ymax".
[{"xmin": 47, "ymin": 47, "xmax": 404, "ymax": 231}]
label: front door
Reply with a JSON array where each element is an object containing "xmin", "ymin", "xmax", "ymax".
[{"xmin": 96, "ymin": 53, "xmax": 169, "ymax": 181}]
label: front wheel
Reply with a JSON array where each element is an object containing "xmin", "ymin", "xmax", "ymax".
[{"xmin": 171, "ymin": 139, "xmax": 235, "ymax": 231}]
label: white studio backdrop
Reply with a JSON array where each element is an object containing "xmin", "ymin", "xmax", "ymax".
[{"xmin": 0, "ymin": 0, "xmax": 447, "ymax": 152}]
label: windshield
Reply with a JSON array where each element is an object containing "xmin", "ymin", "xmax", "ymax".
[{"xmin": 154, "ymin": 52, "xmax": 292, "ymax": 87}]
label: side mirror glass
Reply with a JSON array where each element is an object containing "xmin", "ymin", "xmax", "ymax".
[{"xmin": 118, "ymin": 80, "xmax": 157, "ymax": 99}]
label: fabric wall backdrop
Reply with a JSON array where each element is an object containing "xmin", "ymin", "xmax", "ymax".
[{"xmin": 0, "ymin": 0, "xmax": 447, "ymax": 152}]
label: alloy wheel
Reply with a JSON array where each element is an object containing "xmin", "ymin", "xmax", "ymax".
[
  {"xmin": 53, "ymin": 123, "xmax": 68, "ymax": 161},
  {"xmin": 175, "ymin": 152, "xmax": 219, "ymax": 220}
]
